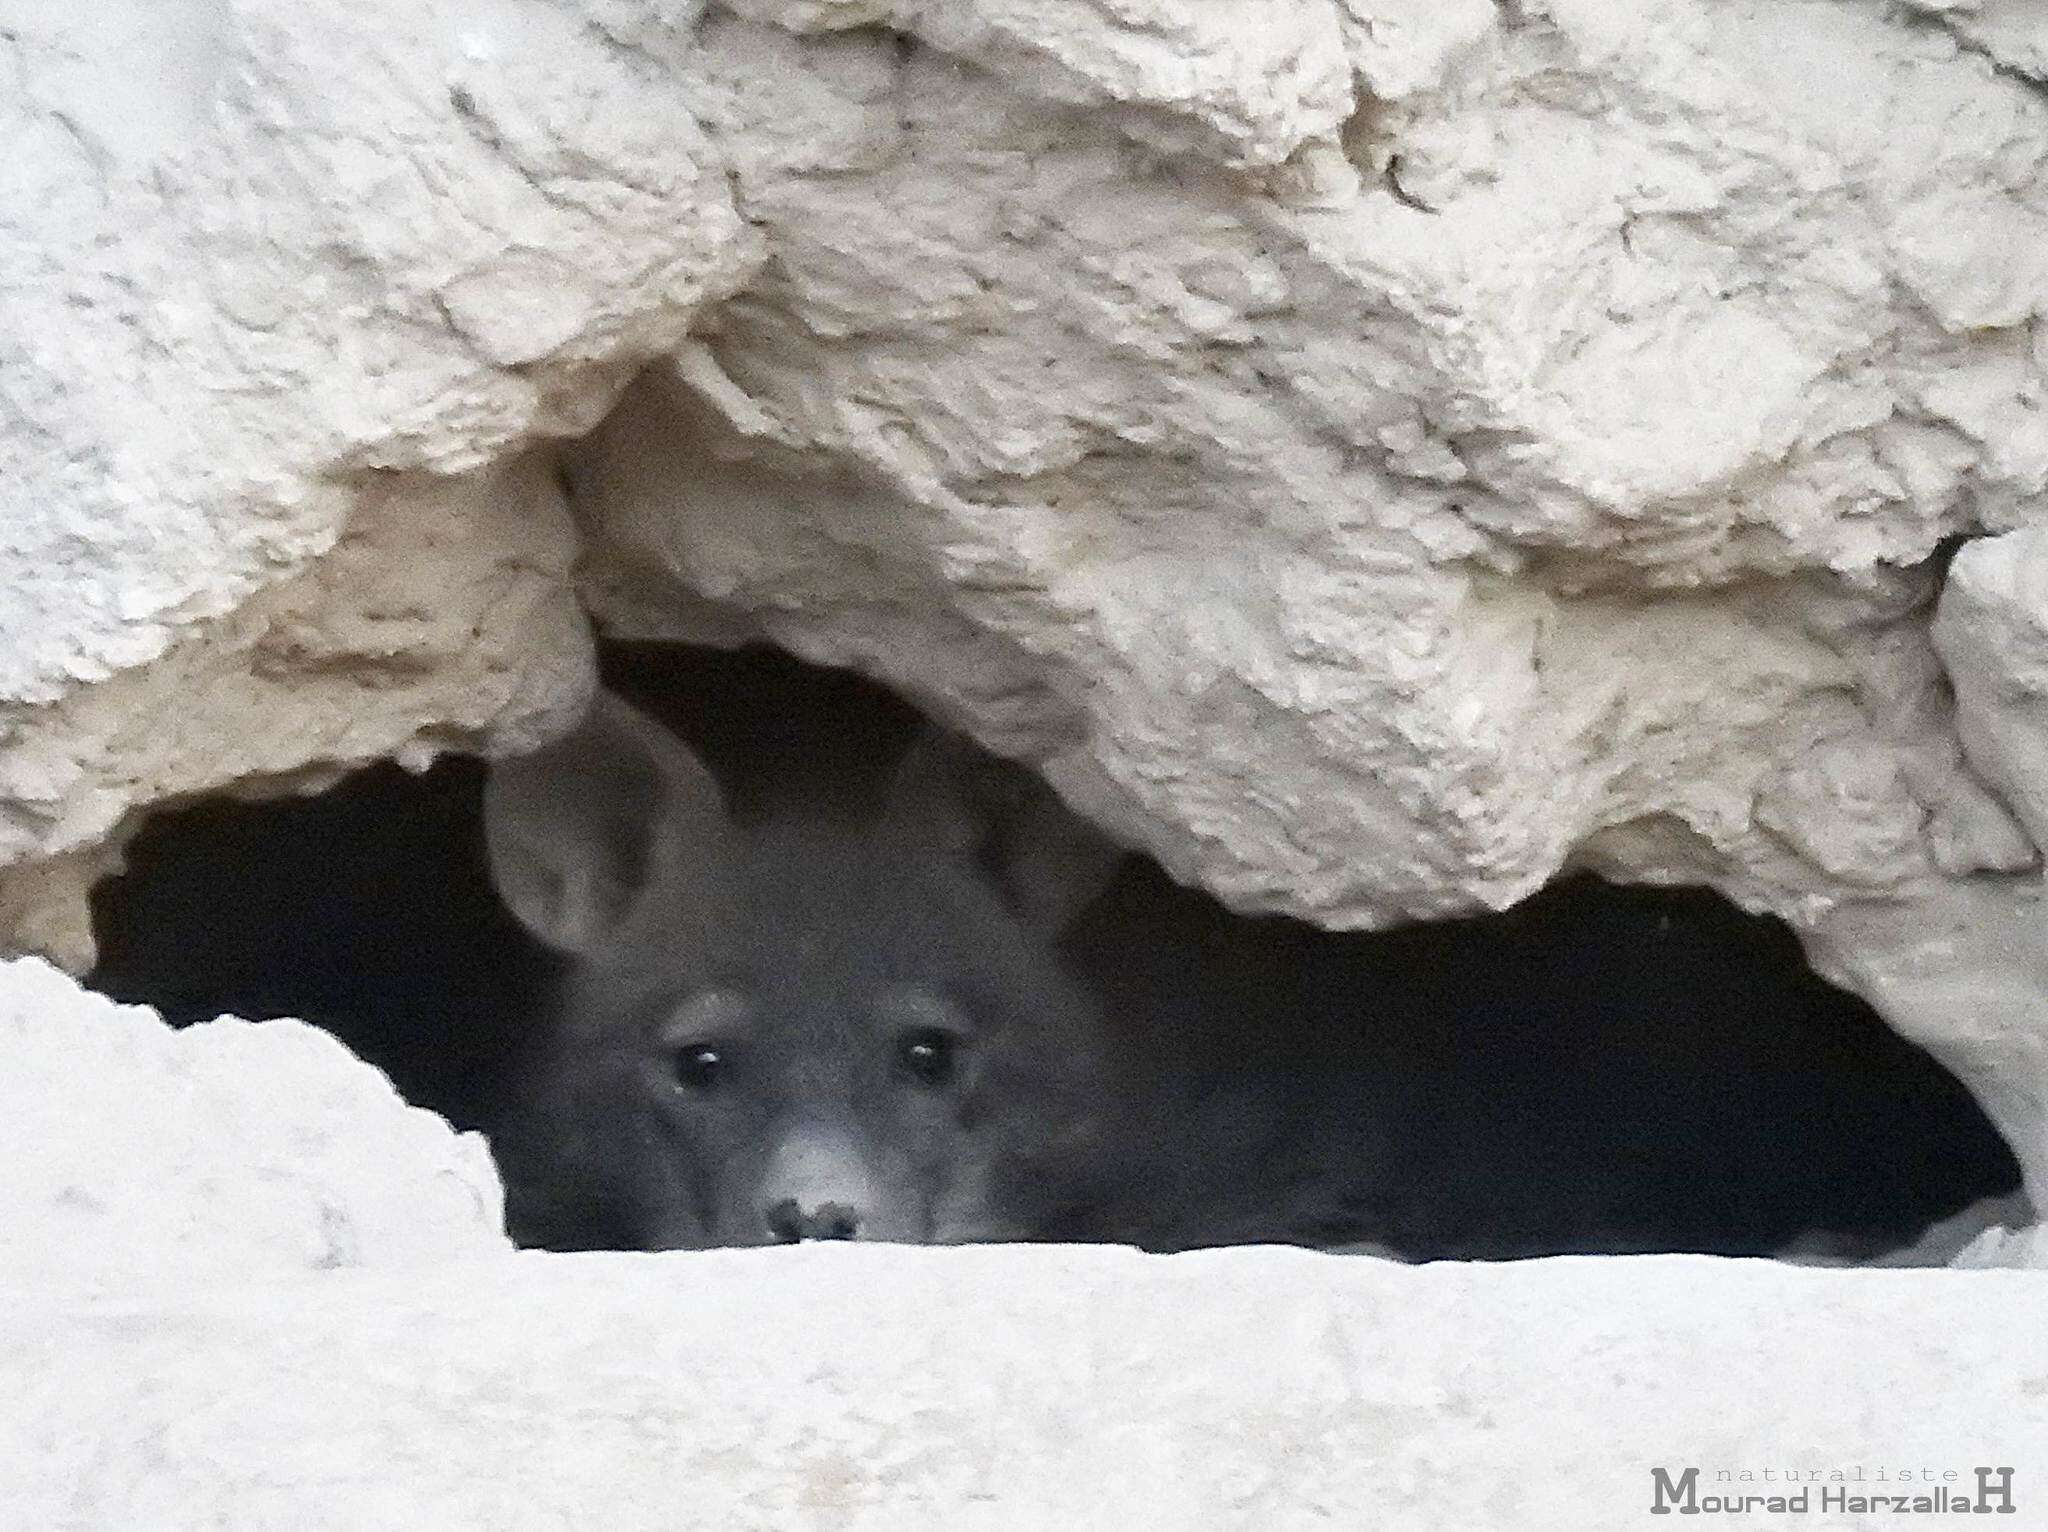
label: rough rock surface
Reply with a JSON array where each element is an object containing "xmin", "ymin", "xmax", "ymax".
[
  {"xmin": 0, "ymin": 957, "xmax": 506, "ymax": 1293},
  {"xmin": 1, "ymin": 875, "xmax": 2042, "ymax": 1526},
  {"xmin": 5, "ymin": 1248, "xmax": 2044, "ymax": 1529},
  {"xmin": 0, "ymin": 0, "xmax": 755, "ymax": 959},
  {"xmin": 5, "ymin": 3, "xmax": 2048, "ymax": 1197}
]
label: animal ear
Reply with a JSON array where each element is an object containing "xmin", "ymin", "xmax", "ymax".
[
  {"xmin": 880, "ymin": 730, "xmax": 1125, "ymax": 936},
  {"xmin": 484, "ymin": 690, "xmax": 735, "ymax": 953}
]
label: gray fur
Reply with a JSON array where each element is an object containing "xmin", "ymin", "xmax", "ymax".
[
  {"xmin": 485, "ymin": 691, "xmax": 1120, "ymax": 1249},
  {"xmin": 480, "ymin": 691, "xmax": 2005, "ymax": 1259}
]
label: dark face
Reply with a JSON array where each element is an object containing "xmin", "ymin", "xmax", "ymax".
[
  {"xmin": 483, "ymin": 692, "xmax": 1125, "ymax": 1252},
  {"xmin": 535, "ymin": 827, "xmax": 1111, "ymax": 1248}
]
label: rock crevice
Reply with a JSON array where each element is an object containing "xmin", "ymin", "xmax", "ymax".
[{"xmin": 1, "ymin": 0, "xmax": 2046, "ymax": 1197}]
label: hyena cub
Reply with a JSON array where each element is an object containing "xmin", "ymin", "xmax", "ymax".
[{"xmin": 484, "ymin": 689, "xmax": 1123, "ymax": 1249}]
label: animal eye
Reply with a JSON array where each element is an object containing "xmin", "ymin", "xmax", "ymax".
[
  {"xmin": 896, "ymin": 1027, "xmax": 958, "ymax": 1086},
  {"xmin": 672, "ymin": 1043, "xmax": 724, "ymax": 1090}
]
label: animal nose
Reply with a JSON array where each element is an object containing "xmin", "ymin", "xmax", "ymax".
[
  {"xmin": 758, "ymin": 1125, "xmax": 880, "ymax": 1244},
  {"xmin": 766, "ymin": 1199, "xmax": 862, "ymax": 1243}
]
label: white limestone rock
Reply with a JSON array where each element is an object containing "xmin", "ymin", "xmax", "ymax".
[
  {"xmin": 573, "ymin": 0, "xmax": 2048, "ymax": 928},
  {"xmin": 1934, "ymin": 527, "xmax": 2048, "ymax": 851},
  {"xmin": 0, "ymin": 957, "xmax": 506, "ymax": 1294},
  {"xmin": 548, "ymin": 0, "xmax": 2048, "ymax": 1189},
  {"xmin": 1, "ymin": 1244, "xmax": 2042, "ymax": 1528},
  {"xmin": 0, "ymin": 453, "xmax": 599, "ymax": 970},
  {"xmin": 4, "ymin": 0, "xmax": 2048, "ymax": 1195},
  {"xmin": 1904, "ymin": 0, "xmax": 2048, "ymax": 81},
  {"xmin": 0, "ymin": 0, "xmax": 760, "ymax": 955},
  {"xmin": 11, "ymin": 0, "xmax": 2046, "ymax": 925},
  {"xmin": 0, "ymin": 943, "xmax": 2036, "ymax": 1524},
  {"xmin": 1949, "ymin": 1215, "xmax": 2048, "ymax": 1270},
  {"xmin": 727, "ymin": 0, "xmax": 1356, "ymax": 168},
  {"xmin": 0, "ymin": 0, "xmax": 753, "ymax": 707}
]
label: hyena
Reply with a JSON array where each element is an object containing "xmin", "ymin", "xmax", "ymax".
[{"xmin": 483, "ymin": 689, "xmax": 1126, "ymax": 1250}]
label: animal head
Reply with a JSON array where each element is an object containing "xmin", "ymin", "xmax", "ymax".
[{"xmin": 484, "ymin": 689, "xmax": 1123, "ymax": 1249}]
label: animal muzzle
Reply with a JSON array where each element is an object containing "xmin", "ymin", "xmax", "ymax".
[{"xmin": 756, "ymin": 1124, "xmax": 897, "ymax": 1243}]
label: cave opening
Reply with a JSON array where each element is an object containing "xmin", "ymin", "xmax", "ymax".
[{"xmin": 87, "ymin": 640, "xmax": 2024, "ymax": 1262}]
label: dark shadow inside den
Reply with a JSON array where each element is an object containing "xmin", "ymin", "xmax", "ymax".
[{"xmin": 88, "ymin": 640, "xmax": 2022, "ymax": 1260}]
